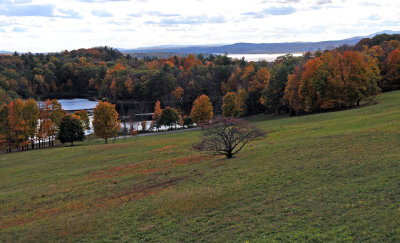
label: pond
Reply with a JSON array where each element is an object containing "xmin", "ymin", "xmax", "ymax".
[
  {"xmin": 55, "ymin": 98, "xmax": 177, "ymax": 134},
  {"xmin": 57, "ymin": 98, "xmax": 98, "ymax": 111}
]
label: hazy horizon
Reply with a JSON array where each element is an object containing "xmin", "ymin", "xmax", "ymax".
[{"xmin": 0, "ymin": 0, "xmax": 399, "ymax": 52}]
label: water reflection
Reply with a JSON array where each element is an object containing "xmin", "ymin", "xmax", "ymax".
[
  {"xmin": 57, "ymin": 98, "xmax": 98, "ymax": 111},
  {"xmin": 55, "ymin": 99, "xmax": 178, "ymax": 134}
]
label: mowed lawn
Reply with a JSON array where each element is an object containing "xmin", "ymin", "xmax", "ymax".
[{"xmin": 1, "ymin": 91, "xmax": 399, "ymax": 242}]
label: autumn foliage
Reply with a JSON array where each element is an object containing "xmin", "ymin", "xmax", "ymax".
[
  {"xmin": 382, "ymin": 48, "xmax": 400, "ymax": 91},
  {"xmin": 93, "ymin": 101, "xmax": 120, "ymax": 143},
  {"xmin": 222, "ymin": 92, "xmax": 240, "ymax": 118},
  {"xmin": 190, "ymin": 94, "xmax": 213, "ymax": 124},
  {"xmin": 152, "ymin": 100, "xmax": 163, "ymax": 128},
  {"xmin": 0, "ymin": 98, "xmax": 58, "ymax": 152},
  {"xmin": 74, "ymin": 110, "xmax": 90, "ymax": 130},
  {"xmin": 1, "ymin": 36, "xmax": 400, "ymax": 153},
  {"xmin": 284, "ymin": 51, "xmax": 380, "ymax": 113}
]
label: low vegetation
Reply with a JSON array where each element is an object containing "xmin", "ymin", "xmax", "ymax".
[{"xmin": 0, "ymin": 91, "xmax": 399, "ymax": 242}]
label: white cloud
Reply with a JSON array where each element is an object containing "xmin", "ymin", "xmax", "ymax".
[{"xmin": 0, "ymin": 0, "xmax": 399, "ymax": 52}]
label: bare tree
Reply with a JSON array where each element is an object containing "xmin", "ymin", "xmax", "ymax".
[{"xmin": 194, "ymin": 117, "xmax": 266, "ymax": 158}]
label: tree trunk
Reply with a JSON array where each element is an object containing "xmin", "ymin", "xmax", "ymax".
[
  {"xmin": 71, "ymin": 141, "xmax": 74, "ymax": 146},
  {"xmin": 105, "ymin": 138, "xmax": 108, "ymax": 144},
  {"xmin": 226, "ymin": 150, "xmax": 233, "ymax": 158}
]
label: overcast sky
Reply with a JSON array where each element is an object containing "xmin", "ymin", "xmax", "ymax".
[{"xmin": 0, "ymin": 0, "xmax": 399, "ymax": 52}]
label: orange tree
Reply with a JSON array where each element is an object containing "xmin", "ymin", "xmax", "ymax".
[
  {"xmin": 93, "ymin": 101, "xmax": 120, "ymax": 143},
  {"xmin": 152, "ymin": 100, "xmax": 162, "ymax": 130},
  {"xmin": 190, "ymin": 94, "xmax": 213, "ymax": 125}
]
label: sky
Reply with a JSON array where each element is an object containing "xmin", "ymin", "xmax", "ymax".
[{"xmin": 0, "ymin": 0, "xmax": 399, "ymax": 52}]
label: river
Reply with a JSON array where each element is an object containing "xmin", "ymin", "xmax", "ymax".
[{"xmin": 227, "ymin": 53, "xmax": 303, "ymax": 62}]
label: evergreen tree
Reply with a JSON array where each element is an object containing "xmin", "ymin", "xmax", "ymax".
[{"xmin": 58, "ymin": 114, "xmax": 85, "ymax": 146}]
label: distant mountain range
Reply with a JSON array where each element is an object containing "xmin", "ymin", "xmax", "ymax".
[
  {"xmin": 120, "ymin": 30, "xmax": 400, "ymax": 56},
  {"xmin": 1, "ymin": 30, "xmax": 399, "ymax": 56}
]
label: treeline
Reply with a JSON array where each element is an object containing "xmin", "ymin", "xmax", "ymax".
[
  {"xmin": 0, "ymin": 34, "xmax": 400, "ymax": 117},
  {"xmin": 0, "ymin": 98, "xmax": 90, "ymax": 152},
  {"xmin": 0, "ymin": 94, "xmax": 212, "ymax": 152}
]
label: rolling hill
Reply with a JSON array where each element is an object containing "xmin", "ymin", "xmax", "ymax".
[{"xmin": 0, "ymin": 91, "xmax": 399, "ymax": 241}]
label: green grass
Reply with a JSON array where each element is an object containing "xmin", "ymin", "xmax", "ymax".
[{"xmin": 1, "ymin": 91, "xmax": 400, "ymax": 242}]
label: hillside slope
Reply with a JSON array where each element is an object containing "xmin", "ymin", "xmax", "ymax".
[{"xmin": 0, "ymin": 91, "xmax": 399, "ymax": 242}]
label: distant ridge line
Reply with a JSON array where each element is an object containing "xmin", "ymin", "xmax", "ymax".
[{"xmin": 120, "ymin": 30, "xmax": 400, "ymax": 55}]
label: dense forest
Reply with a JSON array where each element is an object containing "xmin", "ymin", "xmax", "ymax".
[{"xmin": 0, "ymin": 33, "xmax": 400, "ymax": 117}]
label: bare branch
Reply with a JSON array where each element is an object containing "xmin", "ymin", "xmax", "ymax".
[{"xmin": 194, "ymin": 117, "xmax": 266, "ymax": 158}]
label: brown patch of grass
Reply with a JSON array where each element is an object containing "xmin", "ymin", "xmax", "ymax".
[
  {"xmin": 88, "ymin": 155, "xmax": 211, "ymax": 180},
  {"xmin": 90, "ymin": 143, "xmax": 130, "ymax": 151},
  {"xmin": 151, "ymin": 144, "xmax": 179, "ymax": 152},
  {"xmin": 0, "ymin": 176, "xmax": 188, "ymax": 231}
]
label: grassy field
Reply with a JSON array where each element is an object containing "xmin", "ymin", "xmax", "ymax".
[{"xmin": 1, "ymin": 91, "xmax": 399, "ymax": 242}]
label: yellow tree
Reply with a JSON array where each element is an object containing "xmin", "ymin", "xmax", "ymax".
[
  {"xmin": 237, "ymin": 89, "xmax": 247, "ymax": 117},
  {"xmin": 38, "ymin": 100, "xmax": 53, "ymax": 148},
  {"xmin": 74, "ymin": 110, "xmax": 90, "ymax": 130},
  {"xmin": 23, "ymin": 99, "xmax": 40, "ymax": 149},
  {"xmin": 50, "ymin": 99, "xmax": 65, "ymax": 127},
  {"xmin": 190, "ymin": 94, "xmax": 213, "ymax": 125},
  {"xmin": 93, "ymin": 101, "xmax": 120, "ymax": 143},
  {"xmin": 13, "ymin": 99, "xmax": 30, "ymax": 150},
  {"xmin": 222, "ymin": 92, "xmax": 240, "ymax": 118}
]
